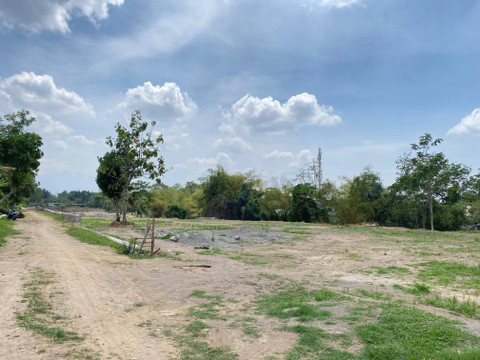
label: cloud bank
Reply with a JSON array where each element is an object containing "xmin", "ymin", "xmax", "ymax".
[
  {"xmin": 222, "ymin": 93, "xmax": 341, "ymax": 134},
  {"xmin": 0, "ymin": 71, "xmax": 94, "ymax": 117},
  {"xmin": 116, "ymin": 82, "xmax": 197, "ymax": 125},
  {"xmin": 0, "ymin": 0, "xmax": 123, "ymax": 33}
]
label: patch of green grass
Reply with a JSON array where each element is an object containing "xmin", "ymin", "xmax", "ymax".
[
  {"xmin": 347, "ymin": 252, "xmax": 361, "ymax": 260},
  {"xmin": 282, "ymin": 228, "xmax": 311, "ymax": 235},
  {"xmin": 0, "ymin": 217, "xmax": 20, "ymax": 246},
  {"xmin": 137, "ymin": 320, "xmax": 152, "ymax": 327},
  {"xmin": 355, "ymin": 289, "xmax": 392, "ymax": 301},
  {"xmin": 40, "ymin": 210, "xmax": 68, "ymax": 223},
  {"xmin": 189, "ymin": 290, "xmax": 221, "ymax": 300},
  {"xmin": 425, "ymin": 295, "xmax": 479, "ymax": 319},
  {"xmin": 258, "ymin": 272, "xmax": 280, "ymax": 280},
  {"xmin": 393, "ymin": 282, "xmax": 431, "ymax": 295},
  {"xmin": 17, "ymin": 267, "xmax": 83, "ymax": 344},
  {"xmin": 229, "ymin": 252, "xmax": 268, "ymax": 266},
  {"xmin": 255, "ymin": 286, "xmax": 346, "ymax": 322},
  {"xmin": 62, "ymin": 347, "xmax": 101, "ymax": 360},
  {"xmin": 228, "ymin": 317, "xmax": 259, "ymax": 337},
  {"xmin": 197, "ymin": 248, "xmax": 221, "ymax": 255},
  {"xmin": 66, "ymin": 227, "xmax": 124, "ymax": 251},
  {"xmin": 188, "ymin": 290, "xmax": 226, "ymax": 320},
  {"xmin": 356, "ymin": 305, "xmax": 480, "ymax": 359},
  {"xmin": 185, "ymin": 320, "xmax": 210, "ymax": 338},
  {"xmin": 280, "ymin": 325, "xmax": 355, "ymax": 360},
  {"xmin": 373, "ymin": 266, "xmax": 411, "ymax": 275},
  {"xmin": 160, "ymin": 232, "xmax": 176, "ymax": 239},
  {"xmin": 80, "ymin": 218, "xmax": 112, "ymax": 229},
  {"xmin": 418, "ymin": 261, "xmax": 480, "ymax": 289},
  {"xmin": 164, "ymin": 324, "xmax": 238, "ymax": 360}
]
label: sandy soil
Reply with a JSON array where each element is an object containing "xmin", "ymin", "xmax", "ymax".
[{"xmin": 0, "ymin": 211, "xmax": 479, "ymax": 359}]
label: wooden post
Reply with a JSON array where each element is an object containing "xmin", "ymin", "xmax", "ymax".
[
  {"xmin": 151, "ymin": 219, "xmax": 155, "ymax": 255},
  {"xmin": 140, "ymin": 219, "xmax": 151, "ymax": 252}
]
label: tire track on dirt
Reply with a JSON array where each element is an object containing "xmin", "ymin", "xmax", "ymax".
[{"xmin": 3, "ymin": 211, "xmax": 178, "ymax": 359}]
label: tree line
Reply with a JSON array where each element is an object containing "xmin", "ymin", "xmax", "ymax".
[{"xmin": 1, "ymin": 110, "xmax": 479, "ymax": 231}]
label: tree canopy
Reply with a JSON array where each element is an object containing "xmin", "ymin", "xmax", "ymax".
[
  {"xmin": 97, "ymin": 110, "xmax": 165, "ymax": 223},
  {"xmin": 0, "ymin": 110, "xmax": 43, "ymax": 207}
]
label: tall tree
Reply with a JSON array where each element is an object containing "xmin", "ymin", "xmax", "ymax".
[
  {"xmin": 395, "ymin": 134, "xmax": 464, "ymax": 231},
  {"xmin": 96, "ymin": 150, "xmax": 125, "ymax": 222},
  {"xmin": 0, "ymin": 110, "xmax": 43, "ymax": 207},
  {"xmin": 98, "ymin": 110, "xmax": 165, "ymax": 223}
]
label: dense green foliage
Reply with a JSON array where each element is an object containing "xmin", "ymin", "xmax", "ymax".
[
  {"xmin": 165, "ymin": 204, "xmax": 188, "ymax": 219},
  {"xmin": 0, "ymin": 110, "xmax": 43, "ymax": 207}
]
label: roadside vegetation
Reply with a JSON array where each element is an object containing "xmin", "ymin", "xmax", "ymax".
[{"xmin": 0, "ymin": 216, "xmax": 19, "ymax": 246}]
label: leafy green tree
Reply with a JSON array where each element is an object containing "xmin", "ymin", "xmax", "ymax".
[
  {"xmin": 0, "ymin": 110, "xmax": 43, "ymax": 207},
  {"xmin": 260, "ymin": 187, "xmax": 290, "ymax": 220},
  {"xmin": 99, "ymin": 110, "xmax": 165, "ymax": 223},
  {"xmin": 288, "ymin": 183, "xmax": 321, "ymax": 223},
  {"xmin": 395, "ymin": 134, "xmax": 470, "ymax": 231}
]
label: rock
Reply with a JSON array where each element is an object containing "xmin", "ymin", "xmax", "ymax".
[
  {"xmin": 169, "ymin": 235, "xmax": 179, "ymax": 242},
  {"xmin": 194, "ymin": 244, "xmax": 210, "ymax": 250}
]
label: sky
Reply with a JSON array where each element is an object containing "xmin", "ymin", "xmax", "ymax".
[{"xmin": 0, "ymin": 0, "xmax": 479, "ymax": 193}]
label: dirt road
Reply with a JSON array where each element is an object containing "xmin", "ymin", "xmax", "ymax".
[{"xmin": 0, "ymin": 211, "xmax": 209, "ymax": 359}]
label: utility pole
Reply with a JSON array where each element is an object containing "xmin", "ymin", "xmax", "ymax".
[{"xmin": 317, "ymin": 147, "xmax": 322, "ymax": 188}]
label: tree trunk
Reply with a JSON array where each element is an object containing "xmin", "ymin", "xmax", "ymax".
[
  {"xmin": 429, "ymin": 192, "xmax": 434, "ymax": 231},
  {"xmin": 422, "ymin": 203, "xmax": 427, "ymax": 230},
  {"xmin": 0, "ymin": 187, "xmax": 16, "ymax": 206},
  {"xmin": 113, "ymin": 199, "xmax": 121, "ymax": 222},
  {"xmin": 0, "ymin": 172, "xmax": 17, "ymax": 206}
]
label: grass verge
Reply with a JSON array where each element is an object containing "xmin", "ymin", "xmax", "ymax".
[
  {"xmin": 0, "ymin": 216, "xmax": 20, "ymax": 247},
  {"xmin": 16, "ymin": 267, "xmax": 83, "ymax": 344}
]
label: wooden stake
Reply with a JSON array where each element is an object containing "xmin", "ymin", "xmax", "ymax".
[{"xmin": 151, "ymin": 219, "xmax": 155, "ymax": 255}]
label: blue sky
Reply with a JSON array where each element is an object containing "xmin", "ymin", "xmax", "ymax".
[{"xmin": 0, "ymin": 0, "xmax": 479, "ymax": 193}]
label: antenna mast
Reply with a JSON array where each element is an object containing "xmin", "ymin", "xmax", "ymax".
[{"xmin": 317, "ymin": 147, "xmax": 322, "ymax": 188}]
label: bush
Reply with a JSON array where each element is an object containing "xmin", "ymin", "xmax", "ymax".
[
  {"xmin": 149, "ymin": 199, "xmax": 166, "ymax": 218},
  {"xmin": 165, "ymin": 204, "xmax": 187, "ymax": 219},
  {"xmin": 434, "ymin": 203, "xmax": 466, "ymax": 231}
]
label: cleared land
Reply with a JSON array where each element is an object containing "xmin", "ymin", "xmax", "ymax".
[{"xmin": 0, "ymin": 210, "xmax": 479, "ymax": 359}]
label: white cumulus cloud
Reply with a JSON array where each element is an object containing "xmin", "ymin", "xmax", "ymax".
[
  {"xmin": 0, "ymin": 72, "xmax": 95, "ymax": 117},
  {"xmin": 447, "ymin": 109, "xmax": 480, "ymax": 135},
  {"xmin": 116, "ymin": 82, "xmax": 197, "ymax": 126},
  {"xmin": 213, "ymin": 137, "xmax": 252, "ymax": 152},
  {"xmin": 264, "ymin": 150, "xmax": 295, "ymax": 159},
  {"xmin": 36, "ymin": 113, "xmax": 73, "ymax": 134},
  {"xmin": 188, "ymin": 152, "xmax": 233, "ymax": 168},
  {"xmin": 0, "ymin": 0, "xmax": 123, "ymax": 33},
  {"xmin": 224, "ymin": 93, "xmax": 341, "ymax": 134},
  {"xmin": 264, "ymin": 149, "xmax": 314, "ymax": 168},
  {"xmin": 70, "ymin": 135, "xmax": 96, "ymax": 145}
]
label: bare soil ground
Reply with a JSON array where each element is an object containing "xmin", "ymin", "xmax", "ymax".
[{"xmin": 1, "ymin": 211, "xmax": 479, "ymax": 359}]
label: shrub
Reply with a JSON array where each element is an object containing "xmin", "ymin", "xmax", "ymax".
[{"xmin": 165, "ymin": 204, "xmax": 187, "ymax": 219}]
